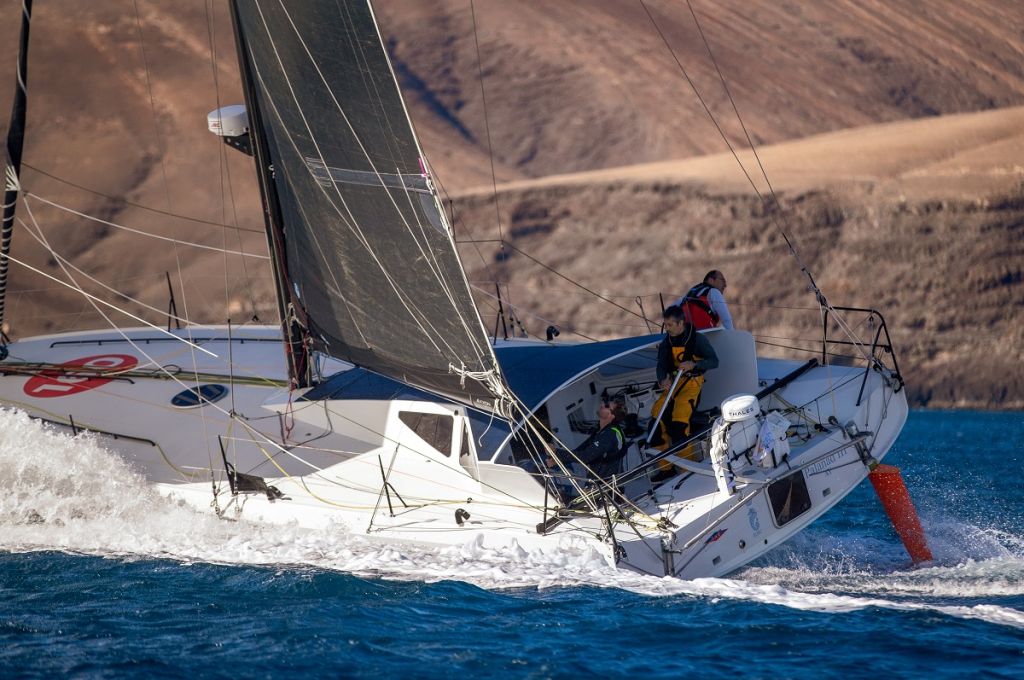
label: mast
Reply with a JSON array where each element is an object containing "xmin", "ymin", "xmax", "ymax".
[
  {"xmin": 227, "ymin": 0, "xmax": 310, "ymax": 387},
  {"xmin": 0, "ymin": 0, "xmax": 34, "ymax": 353}
]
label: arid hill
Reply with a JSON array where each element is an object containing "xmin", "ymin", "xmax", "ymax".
[{"xmin": 0, "ymin": 1, "xmax": 1021, "ymax": 409}]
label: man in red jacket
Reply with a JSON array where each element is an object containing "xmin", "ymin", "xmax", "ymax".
[{"xmin": 675, "ymin": 270, "xmax": 734, "ymax": 330}]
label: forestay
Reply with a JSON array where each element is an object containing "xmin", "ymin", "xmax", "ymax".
[{"xmin": 232, "ymin": 0, "xmax": 503, "ymax": 411}]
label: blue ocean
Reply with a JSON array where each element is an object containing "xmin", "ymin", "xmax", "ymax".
[{"xmin": 1, "ymin": 409, "xmax": 1021, "ymax": 678}]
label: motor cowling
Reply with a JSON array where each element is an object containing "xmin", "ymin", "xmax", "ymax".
[{"xmin": 720, "ymin": 394, "xmax": 760, "ymax": 456}]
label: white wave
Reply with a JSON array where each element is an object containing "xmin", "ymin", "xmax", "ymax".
[
  {"xmin": 735, "ymin": 510, "xmax": 1024, "ymax": 601},
  {"xmin": 2, "ymin": 408, "xmax": 1022, "ymax": 630}
]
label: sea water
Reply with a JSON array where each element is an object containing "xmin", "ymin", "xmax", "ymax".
[{"xmin": 1, "ymin": 409, "xmax": 1021, "ymax": 678}]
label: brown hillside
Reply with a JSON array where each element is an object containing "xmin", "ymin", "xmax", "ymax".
[{"xmin": 0, "ymin": 1, "xmax": 1021, "ymax": 408}]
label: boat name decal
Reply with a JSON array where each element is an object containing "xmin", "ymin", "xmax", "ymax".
[
  {"xmin": 806, "ymin": 450, "xmax": 846, "ymax": 476},
  {"xmin": 23, "ymin": 354, "xmax": 139, "ymax": 398}
]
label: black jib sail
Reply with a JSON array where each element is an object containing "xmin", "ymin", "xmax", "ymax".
[{"xmin": 230, "ymin": 1, "xmax": 505, "ymax": 411}]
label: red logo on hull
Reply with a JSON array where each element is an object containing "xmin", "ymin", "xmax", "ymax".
[{"xmin": 23, "ymin": 354, "xmax": 139, "ymax": 398}]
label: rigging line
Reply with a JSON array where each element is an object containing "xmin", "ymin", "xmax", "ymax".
[
  {"xmin": 221, "ymin": 142, "xmax": 260, "ymax": 315},
  {"xmin": 220, "ymin": 158, "xmax": 231, "ymax": 323},
  {"xmin": 753, "ymin": 339, "xmax": 863, "ymax": 360},
  {"xmin": 15, "ymin": 219, "xmax": 240, "ymax": 431},
  {"xmin": 252, "ymin": 9, "xmax": 492, "ymax": 369},
  {"xmin": 18, "ymin": 200, "xmax": 222, "ymax": 360},
  {"xmin": 644, "ymin": 1, "xmax": 876, "ymax": 364},
  {"xmin": 515, "ymin": 401, "xmax": 661, "ymax": 522},
  {"xmin": 468, "ymin": 0, "xmax": 508, "ymax": 271},
  {"xmin": 426, "ymin": 163, "xmax": 496, "ymax": 288},
  {"xmin": 21, "ymin": 192, "xmax": 270, "ymax": 259},
  {"xmin": 688, "ymin": 0, "xmax": 790, "ymax": 236},
  {"xmin": 204, "ymin": 14, "xmax": 262, "ymax": 328},
  {"xmin": 230, "ymin": 403, "xmax": 549, "ymax": 512},
  {"xmin": 638, "ymin": 1, "xmax": 798, "ymax": 261},
  {"xmin": 0, "ymin": 272, "xmax": 268, "ymax": 295},
  {"xmin": 15, "ymin": 215, "xmax": 195, "ymax": 327},
  {"xmin": 638, "ymin": 0, "xmax": 878, "ymax": 355},
  {"xmin": 21, "ymin": 162, "xmax": 263, "ymax": 233},
  {"xmin": 0, "ymin": 253, "xmax": 216, "ymax": 357},
  {"xmin": 682, "ymin": 0, "xmax": 812, "ymax": 281},
  {"xmin": 327, "ymin": 8, "xmax": 501, "ymax": 376},
  {"xmin": 684, "ymin": 3, "xmax": 868, "ymax": 376},
  {"xmin": 467, "ymin": 238, "xmax": 646, "ymax": 320},
  {"xmin": 277, "ymin": 2, "xmax": 499, "ymax": 368},
  {"xmin": 252, "ymin": 5, "xmax": 436, "ymax": 349},
  {"xmin": 204, "ymin": 0, "xmax": 232, "ymax": 321},
  {"xmin": 174, "ymin": 238, "xmax": 218, "ymax": 477},
  {"xmin": 364, "ymin": 1, "xmax": 499, "ymax": 360},
  {"xmin": 682, "ymin": 1, "xmax": 872, "ymax": 363},
  {"xmin": 131, "ymin": 0, "xmax": 173, "ymax": 213},
  {"xmin": 9, "ymin": 243, "xmax": 299, "ymax": 459},
  {"xmin": 335, "ymin": 2, "xmax": 435, "ymax": 276},
  {"xmin": 470, "ymin": 283, "xmax": 599, "ymax": 341}
]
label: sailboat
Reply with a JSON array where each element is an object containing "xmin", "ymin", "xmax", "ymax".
[{"xmin": 0, "ymin": 1, "xmax": 908, "ymax": 578}]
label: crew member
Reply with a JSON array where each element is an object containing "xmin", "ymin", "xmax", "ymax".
[
  {"xmin": 650, "ymin": 305, "xmax": 719, "ymax": 471},
  {"xmin": 546, "ymin": 397, "xmax": 628, "ymax": 500},
  {"xmin": 674, "ymin": 270, "xmax": 733, "ymax": 330}
]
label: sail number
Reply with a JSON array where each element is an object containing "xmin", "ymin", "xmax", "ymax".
[{"xmin": 23, "ymin": 354, "xmax": 139, "ymax": 398}]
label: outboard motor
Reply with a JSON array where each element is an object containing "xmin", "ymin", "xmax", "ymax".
[{"xmin": 710, "ymin": 394, "xmax": 760, "ymax": 495}]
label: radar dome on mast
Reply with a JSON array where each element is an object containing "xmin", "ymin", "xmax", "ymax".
[
  {"xmin": 207, "ymin": 105, "xmax": 252, "ymax": 155},
  {"xmin": 207, "ymin": 104, "xmax": 248, "ymax": 136}
]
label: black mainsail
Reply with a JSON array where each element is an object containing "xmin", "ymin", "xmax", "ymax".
[{"xmin": 230, "ymin": 0, "xmax": 505, "ymax": 411}]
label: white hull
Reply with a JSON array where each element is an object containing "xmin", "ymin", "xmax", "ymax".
[{"xmin": 0, "ymin": 325, "xmax": 907, "ymax": 578}]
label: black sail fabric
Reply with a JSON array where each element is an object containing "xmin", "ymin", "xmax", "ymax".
[{"xmin": 234, "ymin": 1, "xmax": 502, "ymax": 410}]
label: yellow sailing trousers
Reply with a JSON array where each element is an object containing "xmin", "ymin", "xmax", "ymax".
[{"xmin": 652, "ymin": 373, "xmax": 703, "ymax": 465}]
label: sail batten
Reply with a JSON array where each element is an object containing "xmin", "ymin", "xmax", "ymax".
[{"xmin": 233, "ymin": 0, "xmax": 503, "ymax": 410}]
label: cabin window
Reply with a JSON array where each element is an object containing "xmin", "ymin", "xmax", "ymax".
[
  {"xmin": 510, "ymin": 404, "xmax": 552, "ymax": 466},
  {"xmin": 398, "ymin": 411, "xmax": 454, "ymax": 456},
  {"xmin": 466, "ymin": 409, "xmax": 513, "ymax": 461},
  {"xmin": 460, "ymin": 425, "xmax": 472, "ymax": 461},
  {"xmin": 767, "ymin": 471, "xmax": 812, "ymax": 527}
]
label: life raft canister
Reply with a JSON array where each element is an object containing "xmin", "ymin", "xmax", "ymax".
[{"xmin": 682, "ymin": 283, "xmax": 720, "ymax": 330}]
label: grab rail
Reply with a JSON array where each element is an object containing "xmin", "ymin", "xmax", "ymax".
[{"xmin": 821, "ymin": 306, "xmax": 904, "ymax": 406}]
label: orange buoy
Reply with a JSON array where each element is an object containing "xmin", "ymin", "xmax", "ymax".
[{"xmin": 868, "ymin": 464, "xmax": 933, "ymax": 564}]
